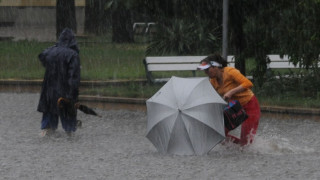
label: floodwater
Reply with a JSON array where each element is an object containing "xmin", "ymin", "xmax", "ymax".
[{"xmin": 1, "ymin": 92, "xmax": 319, "ymax": 180}]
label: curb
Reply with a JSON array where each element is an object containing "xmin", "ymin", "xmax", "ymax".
[
  {"xmin": 1, "ymin": 79, "xmax": 319, "ymax": 116},
  {"xmin": 258, "ymin": 105, "xmax": 320, "ymax": 116},
  {"xmin": 79, "ymin": 95, "xmax": 147, "ymax": 104},
  {"xmin": 78, "ymin": 95, "xmax": 320, "ymax": 116},
  {"xmin": 0, "ymin": 79, "xmax": 147, "ymax": 86}
]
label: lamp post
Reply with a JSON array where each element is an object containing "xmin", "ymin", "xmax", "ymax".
[{"xmin": 222, "ymin": 0, "xmax": 229, "ymax": 60}]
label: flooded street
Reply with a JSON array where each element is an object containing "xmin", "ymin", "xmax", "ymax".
[{"xmin": 1, "ymin": 92, "xmax": 319, "ymax": 180}]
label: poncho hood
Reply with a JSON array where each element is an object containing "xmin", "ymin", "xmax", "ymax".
[{"xmin": 56, "ymin": 28, "xmax": 79, "ymax": 53}]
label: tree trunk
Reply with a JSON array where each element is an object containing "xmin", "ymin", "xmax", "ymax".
[
  {"xmin": 233, "ymin": 23, "xmax": 246, "ymax": 76},
  {"xmin": 56, "ymin": 0, "xmax": 77, "ymax": 39},
  {"xmin": 84, "ymin": 0, "xmax": 110, "ymax": 35},
  {"xmin": 229, "ymin": 1, "xmax": 246, "ymax": 75},
  {"xmin": 111, "ymin": 6, "xmax": 134, "ymax": 43}
]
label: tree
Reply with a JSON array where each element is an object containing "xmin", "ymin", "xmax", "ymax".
[
  {"xmin": 84, "ymin": 0, "xmax": 110, "ymax": 35},
  {"xmin": 276, "ymin": 0, "xmax": 320, "ymax": 68},
  {"xmin": 228, "ymin": 1, "xmax": 246, "ymax": 75},
  {"xmin": 106, "ymin": 0, "xmax": 134, "ymax": 43},
  {"xmin": 241, "ymin": 1, "xmax": 280, "ymax": 85},
  {"xmin": 240, "ymin": 0, "xmax": 320, "ymax": 85},
  {"xmin": 56, "ymin": 0, "xmax": 77, "ymax": 38},
  {"xmin": 143, "ymin": 0, "xmax": 320, "ymax": 83},
  {"xmin": 146, "ymin": 0, "xmax": 222, "ymax": 55}
]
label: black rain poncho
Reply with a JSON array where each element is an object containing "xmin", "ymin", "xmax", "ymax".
[{"xmin": 37, "ymin": 28, "xmax": 80, "ymax": 114}]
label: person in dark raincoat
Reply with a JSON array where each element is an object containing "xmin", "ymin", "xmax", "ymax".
[{"xmin": 37, "ymin": 28, "xmax": 80, "ymax": 136}]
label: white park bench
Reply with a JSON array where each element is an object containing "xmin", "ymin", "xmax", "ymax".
[
  {"xmin": 133, "ymin": 22, "xmax": 156, "ymax": 34},
  {"xmin": 266, "ymin": 54, "xmax": 304, "ymax": 78},
  {"xmin": 143, "ymin": 56, "xmax": 235, "ymax": 83},
  {"xmin": 267, "ymin": 54, "xmax": 300, "ymax": 69},
  {"xmin": 143, "ymin": 54, "xmax": 306, "ymax": 83}
]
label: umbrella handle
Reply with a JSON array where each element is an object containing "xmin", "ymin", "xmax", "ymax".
[
  {"xmin": 57, "ymin": 97, "xmax": 79, "ymax": 109},
  {"xmin": 74, "ymin": 102, "xmax": 80, "ymax": 109},
  {"xmin": 57, "ymin": 97, "xmax": 69, "ymax": 108}
]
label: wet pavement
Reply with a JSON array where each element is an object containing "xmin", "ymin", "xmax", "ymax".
[{"xmin": 1, "ymin": 92, "xmax": 320, "ymax": 179}]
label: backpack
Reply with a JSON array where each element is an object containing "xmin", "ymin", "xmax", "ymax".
[{"xmin": 224, "ymin": 100, "xmax": 248, "ymax": 131}]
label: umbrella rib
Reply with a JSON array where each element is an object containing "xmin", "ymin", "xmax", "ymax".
[
  {"xmin": 182, "ymin": 121, "xmax": 196, "ymax": 153},
  {"xmin": 166, "ymin": 114, "xmax": 196, "ymax": 154},
  {"xmin": 181, "ymin": 113, "xmax": 225, "ymax": 154},
  {"xmin": 182, "ymin": 111, "xmax": 211, "ymax": 128},
  {"xmin": 182, "ymin": 101, "xmax": 226, "ymax": 110},
  {"xmin": 147, "ymin": 101, "xmax": 177, "ymax": 110},
  {"xmin": 181, "ymin": 110, "xmax": 225, "ymax": 136},
  {"xmin": 147, "ymin": 111, "xmax": 179, "ymax": 133}
]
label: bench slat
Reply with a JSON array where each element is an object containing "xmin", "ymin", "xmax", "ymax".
[
  {"xmin": 148, "ymin": 63, "xmax": 235, "ymax": 71},
  {"xmin": 268, "ymin": 62, "xmax": 299, "ymax": 68},
  {"xmin": 146, "ymin": 56, "xmax": 235, "ymax": 64},
  {"xmin": 148, "ymin": 64, "xmax": 199, "ymax": 71},
  {"xmin": 267, "ymin": 54, "xmax": 290, "ymax": 61},
  {"xmin": 267, "ymin": 54, "xmax": 300, "ymax": 68},
  {"xmin": 145, "ymin": 56, "xmax": 206, "ymax": 63}
]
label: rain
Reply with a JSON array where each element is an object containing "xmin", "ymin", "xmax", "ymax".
[{"xmin": 0, "ymin": 0, "xmax": 320, "ymax": 179}]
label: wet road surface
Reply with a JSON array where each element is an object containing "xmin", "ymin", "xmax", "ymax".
[{"xmin": 1, "ymin": 93, "xmax": 320, "ymax": 180}]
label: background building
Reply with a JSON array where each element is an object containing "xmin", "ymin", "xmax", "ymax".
[{"xmin": 0, "ymin": 0, "xmax": 85, "ymax": 41}]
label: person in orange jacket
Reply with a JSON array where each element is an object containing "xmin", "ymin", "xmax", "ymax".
[{"xmin": 198, "ymin": 53, "xmax": 261, "ymax": 146}]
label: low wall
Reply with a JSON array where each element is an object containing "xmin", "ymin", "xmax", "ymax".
[{"xmin": 0, "ymin": 6, "xmax": 85, "ymax": 42}]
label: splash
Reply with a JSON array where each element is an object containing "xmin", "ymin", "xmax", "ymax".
[
  {"xmin": 246, "ymin": 136, "xmax": 315, "ymax": 155},
  {"xmin": 213, "ymin": 134, "xmax": 315, "ymax": 156}
]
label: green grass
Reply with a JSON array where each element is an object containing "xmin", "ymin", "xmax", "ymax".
[
  {"xmin": 0, "ymin": 40, "xmax": 148, "ymax": 80},
  {"xmin": 0, "ymin": 39, "xmax": 194, "ymax": 81},
  {"xmin": 1, "ymin": 39, "xmax": 319, "ymax": 108},
  {"xmin": 257, "ymin": 95, "xmax": 320, "ymax": 108},
  {"xmin": 0, "ymin": 40, "xmax": 51, "ymax": 79},
  {"xmin": 80, "ymin": 43, "xmax": 147, "ymax": 80}
]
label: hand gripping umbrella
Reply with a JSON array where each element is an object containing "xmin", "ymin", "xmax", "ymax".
[
  {"xmin": 146, "ymin": 76, "xmax": 227, "ymax": 155},
  {"xmin": 57, "ymin": 97, "xmax": 101, "ymax": 117}
]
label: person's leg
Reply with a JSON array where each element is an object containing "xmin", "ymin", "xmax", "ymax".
[
  {"xmin": 60, "ymin": 113, "xmax": 77, "ymax": 133},
  {"xmin": 239, "ymin": 96, "xmax": 261, "ymax": 145},
  {"xmin": 40, "ymin": 112, "xmax": 58, "ymax": 136},
  {"xmin": 225, "ymin": 128, "xmax": 241, "ymax": 144},
  {"xmin": 41, "ymin": 112, "xmax": 58, "ymax": 130}
]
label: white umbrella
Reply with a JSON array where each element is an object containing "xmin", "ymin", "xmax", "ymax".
[{"xmin": 146, "ymin": 76, "xmax": 227, "ymax": 155}]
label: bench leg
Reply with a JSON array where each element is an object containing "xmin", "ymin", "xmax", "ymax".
[{"xmin": 192, "ymin": 71, "xmax": 196, "ymax": 77}]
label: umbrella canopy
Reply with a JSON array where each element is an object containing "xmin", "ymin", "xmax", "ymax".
[{"xmin": 146, "ymin": 76, "xmax": 227, "ymax": 155}]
